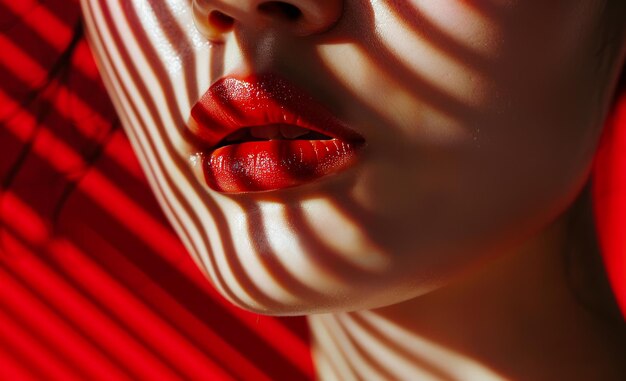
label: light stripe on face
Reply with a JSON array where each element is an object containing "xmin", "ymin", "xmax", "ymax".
[{"xmin": 82, "ymin": 0, "xmax": 256, "ymax": 307}]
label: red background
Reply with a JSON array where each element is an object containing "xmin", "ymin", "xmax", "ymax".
[
  {"xmin": 0, "ymin": 1, "xmax": 314, "ymax": 379},
  {"xmin": 1, "ymin": 1, "xmax": 624, "ymax": 380}
]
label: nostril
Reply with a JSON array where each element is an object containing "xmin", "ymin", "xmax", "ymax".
[
  {"xmin": 208, "ymin": 10, "xmax": 235, "ymax": 32},
  {"xmin": 257, "ymin": 1, "xmax": 302, "ymax": 21}
]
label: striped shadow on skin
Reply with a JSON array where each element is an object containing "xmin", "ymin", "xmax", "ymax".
[
  {"xmin": 82, "ymin": 0, "xmax": 247, "ymax": 306},
  {"xmin": 108, "ymin": 0, "xmax": 296, "ymax": 312},
  {"xmin": 82, "ymin": 0, "xmax": 390, "ymax": 317},
  {"xmin": 82, "ymin": 0, "xmax": 315, "ymax": 371}
]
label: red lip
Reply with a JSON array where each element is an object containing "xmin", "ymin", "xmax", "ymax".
[{"xmin": 188, "ymin": 73, "xmax": 364, "ymax": 193}]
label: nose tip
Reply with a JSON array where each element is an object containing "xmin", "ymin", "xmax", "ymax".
[{"xmin": 193, "ymin": 0, "xmax": 343, "ymax": 42}]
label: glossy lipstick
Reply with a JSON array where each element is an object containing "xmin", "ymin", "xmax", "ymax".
[{"xmin": 188, "ymin": 74, "xmax": 364, "ymax": 193}]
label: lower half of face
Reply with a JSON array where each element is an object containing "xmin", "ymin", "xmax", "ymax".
[{"xmin": 82, "ymin": 0, "xmax": 625, "ymax": 314}]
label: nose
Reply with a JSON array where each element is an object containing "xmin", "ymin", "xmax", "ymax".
[{"xmin": 192, "ymin": 0, "xmax": 343, "ymax": 42}]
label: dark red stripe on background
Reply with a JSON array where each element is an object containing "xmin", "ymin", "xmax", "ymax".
[{"xmin": 1, "ymin": 196, "xmax": 236, "ymax": 380}]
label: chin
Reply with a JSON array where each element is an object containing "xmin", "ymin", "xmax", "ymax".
[{"xmin": 205, "ymin": 247, "xmax": 447, "ymax": 316}]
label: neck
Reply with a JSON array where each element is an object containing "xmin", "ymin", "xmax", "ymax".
[{"xmin": 309, "ymin": 186, "xmax": 626, "ymax": 380}]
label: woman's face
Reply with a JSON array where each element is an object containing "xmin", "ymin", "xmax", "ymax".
[{"xmin": 81, "ymin": 0, "xmax": 625, "ymax": 314}]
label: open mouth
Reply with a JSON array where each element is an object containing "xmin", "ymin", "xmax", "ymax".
[
  {"xmin": 204, "ymin": 126, "xmax": 361, "ymax": 194},
  {"xmin": 214, "ymin": 124, "xmax": 333, "ymax": 148},
  {"xmin": 187, "ymin": 74, "xmax": 365, "ymax": 194}
]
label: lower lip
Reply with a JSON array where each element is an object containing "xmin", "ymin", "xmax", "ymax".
[{"xmin": 203, "ymin": 139, "xmax": 363, "ymax": 193}]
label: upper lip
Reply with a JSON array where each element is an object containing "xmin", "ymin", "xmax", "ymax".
[{"xmin": 187, "ymin": 73, "xmax": 363, "ymax": 150}]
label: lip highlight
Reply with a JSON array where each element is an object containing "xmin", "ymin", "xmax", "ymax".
[{"xmin": 188, "ymin": 74, "xmax": 364, "ymax": 193}]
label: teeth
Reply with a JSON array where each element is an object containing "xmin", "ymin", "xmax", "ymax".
[
  {"xmin": 251, "ymin": 125, "xmax": 280, "ymax": 139},
  {"xmin": 280, "ymin": 125, "xmax": 309, "ymax": 139}
]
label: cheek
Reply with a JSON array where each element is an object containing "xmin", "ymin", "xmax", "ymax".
[
  {"xmin": 317, "ymin": 0, "xmax": 502, "ymax": 145},
  {"xmin": 318, "ymin": 0, "xmax": 607, "ymax": 256}
]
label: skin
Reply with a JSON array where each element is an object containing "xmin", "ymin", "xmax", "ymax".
[{"xmin": 81, "ymin": 0, "xmax": 626, "ymax": 379}]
